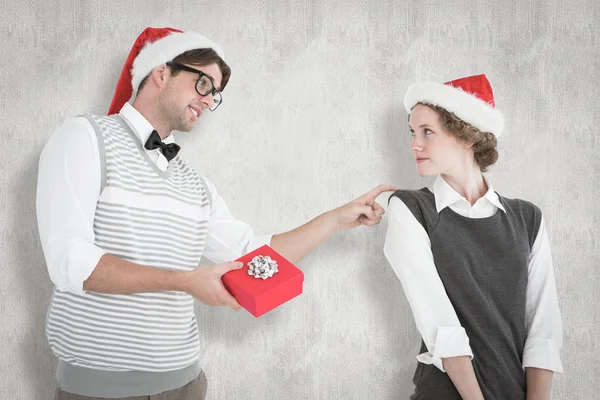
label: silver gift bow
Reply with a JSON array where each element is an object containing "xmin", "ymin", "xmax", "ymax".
[{"xmin": 247, "ymin": 255, "xmax": 279, "ymax": 280}]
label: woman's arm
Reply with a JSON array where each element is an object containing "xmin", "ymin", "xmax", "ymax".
[
  {"xmin": 384, "ymin": 196, "xmax": 483, "ymax": 399},
  {"xmin": 523, "ymin": 216, "xmax": 563, "ymax": 399}
]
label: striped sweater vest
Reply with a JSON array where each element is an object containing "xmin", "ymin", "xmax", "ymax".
[{"xmin": 46, "ymin": 114, "xmax": 210, "ymax": 372}]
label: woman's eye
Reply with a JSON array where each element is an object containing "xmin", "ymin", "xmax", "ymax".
[{"xmin": 424, "ymin": 129, "xmax": 433, "ymax": 135}]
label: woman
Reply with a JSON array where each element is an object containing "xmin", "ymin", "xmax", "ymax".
[{"xmin": 384, "ymin": 74, "xmax": 563, "ymax": 399}]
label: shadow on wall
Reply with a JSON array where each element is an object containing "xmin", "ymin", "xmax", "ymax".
[
  {"xmin": 191, "ymin": 102, "xmax": 423, "ymax": 399},
  {"xmin": 354, "ymin": 103, "xmax": 424, "ymax": 399},
  {"xmin": 10, "ymin": 152, "xmax": 56, "ymax": 400},
  {"xmin": 12, "ymin": 43, "xmax": 129, "ymax": 399}
]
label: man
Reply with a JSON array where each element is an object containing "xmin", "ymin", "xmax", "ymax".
[{"xmin": 36, "ymin": 27, "xmax": 396, "ymax": 399}]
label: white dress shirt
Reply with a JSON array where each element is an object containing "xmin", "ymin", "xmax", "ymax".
[
  {"xmin": 384, "ymin": 175, "xmax": 563, "ymax": 373},
  {"xmin": 36, "ymin": 103, "xmax": 272, "ymax": 295}
]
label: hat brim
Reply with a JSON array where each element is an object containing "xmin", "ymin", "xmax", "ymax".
[{"xmin": 404, "ymin": 82, "xmax": 505, "ymax": 137}]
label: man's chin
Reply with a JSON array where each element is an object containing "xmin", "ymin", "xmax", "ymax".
[{"xmin": 175, "ymin": 122, "xmax": 194, "ymax": 133}]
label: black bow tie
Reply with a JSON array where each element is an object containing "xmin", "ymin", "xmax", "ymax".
[{"xmin": 144, "ymin": 130, "xmax": 181, "ymax": 162}]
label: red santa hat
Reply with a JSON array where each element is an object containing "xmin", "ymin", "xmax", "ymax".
[
  {"xmin": 403, "ymin": 74, "xmax": 505, "ymax": 137},
  {"xmin": 108, "ymin": 27, "xmax": 225, "ymax": 115}
]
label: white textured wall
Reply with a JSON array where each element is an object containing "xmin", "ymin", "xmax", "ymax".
[{"xmin": 1, "ymin": 1, "xmax": 598, "ymax": 399}]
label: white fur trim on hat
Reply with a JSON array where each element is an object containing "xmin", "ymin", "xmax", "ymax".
[
  {"xmin": 131, "ymin": 31, "xmax": 225, "ymax": 91},
  {"xmin": 403, "ymin": 82, "xmax": 505, "ymax": 137}
]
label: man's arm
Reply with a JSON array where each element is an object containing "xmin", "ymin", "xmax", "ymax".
[
  {"xmin": 83, "ymin": 254, "xmax": 181, "ymax": 293},
  {"xmin": 36, "ymin": 118, "xmax": 242, "ymax": 309},
  {"xmin": 36, "ymin": 118, "xmax": 106, "ymax": 295},
  {"xmin": 271, "ymin": 185, "xmax": 397, "ymax": 263},
  {"xmin": 84, "ymin": 254, "xmax": 243, "ymax": 309}
]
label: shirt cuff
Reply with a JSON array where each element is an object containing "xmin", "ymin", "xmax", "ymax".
[
  {"xmin": 58, "ymin": 243, "xmax": 106, "ymax": 295},
  {"xmin": 522, "ymin": 337, "xmax": 563, "ymax": 373},
  {"xmin": 245, "ymin": 234, "xmax": 274, "ymax": 253},
  {"xmin": 416, "ymin": 326, "xmax": 474, "ymax": 373}
]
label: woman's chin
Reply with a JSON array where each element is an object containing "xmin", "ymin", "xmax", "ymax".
[{"xmin": 416, "ymin": 167, "xmax": 436, "ymax": 177}]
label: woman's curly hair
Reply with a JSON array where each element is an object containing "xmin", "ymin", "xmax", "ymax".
[{"xmin": 417, "ymin": 102, "xmax": 499, "ymax": 172}]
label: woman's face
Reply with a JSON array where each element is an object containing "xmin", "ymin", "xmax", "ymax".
[{"xmin": 408, "ymin": 104, "xmax": 472, "ymax": 177}]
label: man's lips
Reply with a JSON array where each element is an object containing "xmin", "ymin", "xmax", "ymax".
[{"xmin": 189, "ymin": 105, "xmax": 202, "ymax": 120}]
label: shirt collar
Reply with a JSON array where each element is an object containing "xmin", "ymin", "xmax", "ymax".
[
  {"xmin": 432, "ymin": 175, "xmax": 506, "ymax": 214},
  {"xmin": 118, "ymin": 103, "xmax": 175, "ymax": 145}
]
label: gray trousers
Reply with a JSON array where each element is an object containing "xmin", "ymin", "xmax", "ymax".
[{"xmin": 54, "ymin": 370, "xmax": 208, "ymax": 400}]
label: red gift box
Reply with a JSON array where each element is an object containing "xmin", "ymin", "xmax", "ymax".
[{"xmin": 222, "ymin": 245, "xmax": 304, "ymax": 317}]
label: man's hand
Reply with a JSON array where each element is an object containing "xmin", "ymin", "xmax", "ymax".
[
  {"xmin": 181, "ymin": 262, "xmax": 244, "ymax": 310},
  {"xmin": 327, "ymin": 184, "xmax": 399, "ymax": 230}
]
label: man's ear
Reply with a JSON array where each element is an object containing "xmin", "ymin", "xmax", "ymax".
[{"xmin": 151, "ymin": 64, "xmax": 168, "ymax": 88}]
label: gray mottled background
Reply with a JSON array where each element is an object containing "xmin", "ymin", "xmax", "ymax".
[{"xmin": 1, "ymin": 0, "xmax": 598, "ymax": 399}]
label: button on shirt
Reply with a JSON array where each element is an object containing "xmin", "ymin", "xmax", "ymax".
[
  {"xmin": 36, "ymin": 103, "xmax": 272, "ymax": 295},
  {"xmin": 383, "ymin": 175, "xmax": 563, "ymax": 373}
]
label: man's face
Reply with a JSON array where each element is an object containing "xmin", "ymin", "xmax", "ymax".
[{"xmin": 158, "ymin": 62, "xmax": 223, "ymax": 132}]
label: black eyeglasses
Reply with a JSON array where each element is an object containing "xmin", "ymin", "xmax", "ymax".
[{"xmin": 166, "ymin": 62, "xmax": 223, "ymax": 111}]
